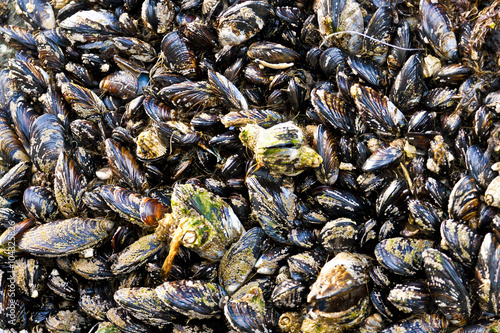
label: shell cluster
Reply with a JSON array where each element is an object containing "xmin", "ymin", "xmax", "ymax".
[{"xmin": 2, "ymin": 0, "xmax": 500, "ymax": 332}]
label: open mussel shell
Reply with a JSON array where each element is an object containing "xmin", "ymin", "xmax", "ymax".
[
  {"xmin": 155, "ymin": 280, "xmax": 226, "ymax": 319},
  {"xmin": 18, "ymin": 218, "xmax": 114, "ymax": 257},
  {"xmin": 114, "ymin": 287, "xmax": 177, "ymax": 327},
  {"xmin": 375, "ymin": 238, "xmax": 434, "ymax": 276}
]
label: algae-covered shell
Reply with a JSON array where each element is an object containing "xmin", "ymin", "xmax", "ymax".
[
  {"xmin": 240, "ymin": 121, "xmax": 322, "ymax": 176},
  {"xmin": 375, "ymin": 238, "xmax": 434, "ymax": 276},
  {"xmin": 111, "ymin": 233, "xmax": 164, "ymax": 275},
  {"xmin": 18, "ymin": 218, "xmax": 114, "ymax": 256},
  {"xmin": 155, "ymin": 280, "xmax": 226, "ymax": 319},
  {"xmin": 168, "ymin": 183, "xmax": 244, "ymax": 261},
  {"xmin": 219, "ymin": 227, "xmax": 266, "ymax": 295},
  {"xmin": 114, "ymin": 287, "xmax": 177, "ymax": 327}
]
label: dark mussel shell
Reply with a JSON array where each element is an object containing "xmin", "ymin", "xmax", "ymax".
[
  {"xmin": 208, "ymin": 70, "xmax": 248, "ymax": 111},
  {"xmin": 387, "ymin": 280, "xmax": 431, "ymax": 314},
  {"xmin": 15, "ymin": 0, "xmax": 56, "ymax": 30},
  {"xmin": 351, "ymin": 83, "xmax": 406, "ymax": 137},
  {"xmin": 161, "ymin": 31, "xmax": 197, "ymax": 78},
  {"xmin": 310, "ymin": 86, "xmax": 356, "ymax": 134},
  {"xmin": 114, "ymin": 287, "xmax": 177, "ymax": 327},
  {"xmin": 440, "ymin": 219, "xmax": 483, "ymax": 268},
  {"xmin": 54, "ymin": 151, "xmax": 87, "ymax": 218},
  {"xmin": 246, "ymin": 175, "xmax": 297, "ymax": 245},
  {"xmin": 419, "ymin": 0, "xmax": 458, "ymax": 61},
  {"xmin": 155, "ymin": 280, "xmax": 226, "ymax": 319},
  {"xmin": 314, "ymin": 185, "xmax": 369, "ymax": 220},
  {"xmin": 390, "ymin": 53, "xmax": 424, "ymax": 113},
  {"xmin": 314, "ymin": 124, "xmax": 339, "ymax": 186},
  {"xmin": 141, "ymin": 0, "xmax": 175, "ymax": 34},
  {"xmin": 30, "ymin": 114, "xmax": 68, "ymax": 174},
  {"xmin": 105, "ymin": 139, "xmax": 149, "ymax": 193},
  {"xmin": 23, "ymin": 186, "xmax": 58, "ymax": 222},
  {"xmin": 99, "ymin": 185, "xmax": 168, "ymax": 227},
  {"xmin": 13, "ymin": 257, "xmax": 47, "ymax": 298},
  {"xmin": 475, "ymin": 233, "xmax": 500, "ymax": 317},
  {"xmin": 111, "ymin": 233, "xmax": 164, "ymax": 275},
  {"xmin": 423, "ymin": 248, "xmax": 471, "ymax": 325},
  {"xmin": 448, "ymin": 175, "xmax": 479, "ymax": 222},
  {"xmin": 247, "ymin": 41, "xmax": 300, "ymax": 69},
  {"xmin": 18, "ymin": 218, "xmax": 114, "ymax": 257},
  {"xmin": 0, "ymin": 113, "xmax": 30, "ymax": 166}
]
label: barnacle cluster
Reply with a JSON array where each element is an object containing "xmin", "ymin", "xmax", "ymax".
[{"xmin": 2, "ymin": 0, "xmax": 500, "ymax": 332}]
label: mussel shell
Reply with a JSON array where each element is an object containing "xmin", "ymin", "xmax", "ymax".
[
  {"xmin": 111, "ymin": 233, "xmax": 164, "ymax": 275},
  {"xmin": 288, "ymin": 250, "xmax": 326, "ymax": 283},
  {"xmin": 423, "ymin": 248, "xmax": 471, "ymax": 325},
  {"xmin": 18, "ymin": 218, "xmax": 114, "ymax": 257},
  {"xmin": 71, "ymin": 255, "xmax": 113, "ymax": 280},
  {"xmin": 313, "ymin": 186, "xmax": 369, "ymax": 220},
  {"xmin": 155, "ymin": 280, "xmax": 226, "ymax": 319},
  {"xmin": 54, "ymin": 151, "xmax": 87, "ymax": 218},
  {"xmin": 476, "ymin": 233, "xmax": 500, "ymax": 316},
  {"xmin": 440, "ymin": 219, "xmax": 483, "ymax": 268},
  {"xmin": 13, "ymin": 257, "xmax": 47, "ymax": 298},
  {"xmin": 448, "ymin": 175, "xmax": 479, "ymax": 222},
  {"xmin": 319, "ymin": 218, "xmax": 358, "ymax": 254},
  {"xmin": 0, "ymin": 113, "xmax": 30, "ymax": 166},
  {"xmin": 105, "ymin": 139, "xmax": 149, "ymax": 193},
  {"xmin": 217, "ymin": 1, "xmax": 274, "ymax": 47},
  {"xmin": 114, "ymin": 287, "xmax": 176, "ymax": 327},
  {"xmin": 350, "ymin": 83, "xmax": 406, "ymax": 137},
  {"xmin": 387, "ymin": 280, "xmax": 431, "ymax": 314},
  {"xmin": 246, "ymin": 175, "xmax": 296, "ymax": 244},
  {"xmin": 161, "ymin": 31, "xmax": 197, "ymax": 78},
  {"xmin": 390, "ymin": 53, "xmax": 424, "ymax": 113},
  {"xmin": 310, "ymin": 86, "xmax": 356, "ymax": 134},
  {"xmin": 272, "ymin": 279, "xmax": 306, "ymax": 309},
  {"xmin": 23, "ymin": 186, "xmax": 59, "ymax": 222},
  {"xmin": 419, "ymin": 0, "xmax": 458, "ymax": 61},
  {"xmin": 375, "ymin": 237, "xmax": 434, "ymax": 276},
  {"xmin": 219, "ymin": 227, "xmax": 266, "ymax": 295},
  {"xmin": 225, "ymin": 283, "xmax": 277, "ymax": 333},
  {"xmin": 308, "ymin": 252, "xmax": 372, "ymax": 303},
  {"xmin": 247, "ymin": 42, "xmax": 300, "ymax": 68},
  {"xmin": 29, "ymin": 114, "xmax": 68, "ymax": 173}
]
